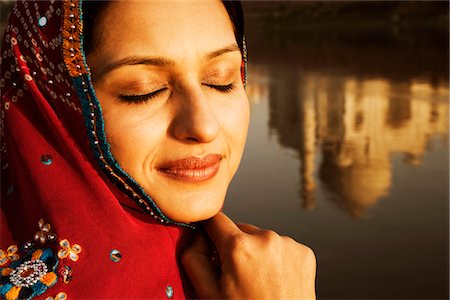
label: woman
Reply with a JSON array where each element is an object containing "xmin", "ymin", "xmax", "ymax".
[{"xmin": 0, "ymin": 0, "xmax": 316, "ymax": 299}]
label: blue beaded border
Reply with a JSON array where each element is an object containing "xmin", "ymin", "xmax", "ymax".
[
  {"xmin": 63, "ymin": 0, "xmax": 247, "ymax": 231},
  {"xmin": 64, "ymin": 0, "xmax": 195, "ymax": 230}
]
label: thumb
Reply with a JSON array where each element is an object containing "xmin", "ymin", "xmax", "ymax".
[{"xmin": 182, "ymin": 233, "xmax": 222, "ymax": 299}]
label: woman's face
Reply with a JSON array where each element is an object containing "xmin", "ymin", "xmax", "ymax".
[{"xmin": 87, "ymin": 0, "xmax": 249, "ymax": 223}]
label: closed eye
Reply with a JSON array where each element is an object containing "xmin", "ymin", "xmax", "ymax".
[
  {"xmin": 205, "ymin": 83, "xmax": 234, "ymax": 93},
  {"xmin": 119, "ymin": 88, "xmax": 168, "ymax": 104}
]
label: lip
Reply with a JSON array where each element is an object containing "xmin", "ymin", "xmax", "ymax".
[{"xmin": 157, "ymin": 154, "xmax": 222, "ymax": 183}]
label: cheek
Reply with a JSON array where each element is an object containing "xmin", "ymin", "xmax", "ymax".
[
  {"xmin": 101, "ymin": 102, "xmax": 167, "ymax": 170},
  {"xmin": 217, "ymin": 93, "xmax": 250, "ymax": 162}
]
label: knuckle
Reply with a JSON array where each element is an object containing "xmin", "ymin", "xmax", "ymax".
[
  {"xmin": 227, "ymin": 233, "xmax": 246, "ymax": 250},
  {"xmin": 262, "ymin": 229, "xmax": 279, "ymax": 242},
  {"xmin": 227, "ymin": 233, "xmax": 253, "ymax": 261},
  {"xmin": 301, "ymin": 245, "xmax": 317, "ymax": 270}
]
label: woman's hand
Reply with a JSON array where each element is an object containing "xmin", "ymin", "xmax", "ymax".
[{"xmin": 182, "ymin": 212, "xmax": 316, "ymax": 299}]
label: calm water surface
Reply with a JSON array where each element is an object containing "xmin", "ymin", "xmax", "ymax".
[{"xmin": 224, "ymin": 12, "xmax": 449, "ymax": 300}]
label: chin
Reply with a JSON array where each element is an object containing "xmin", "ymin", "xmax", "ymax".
[{"xmin": 154, "ymin": 189, "xmax": 227, "ymax": 224}]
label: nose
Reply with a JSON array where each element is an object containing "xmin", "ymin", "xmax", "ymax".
[{"xmin": 169, "ymin": 87, "xmax": 219, "ymax": 143}]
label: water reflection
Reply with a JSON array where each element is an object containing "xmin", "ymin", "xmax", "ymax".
[{"xmin": 246, "ymin": 66, "xmax": 448, "ymax": 217}]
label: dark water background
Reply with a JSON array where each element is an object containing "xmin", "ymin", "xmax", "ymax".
[
  {"xmin": 1, "ymin": 1, "xmax": 449, "ymax": 299},
  {"xmin": 224, "ymin": 2, "xmax": 449, "ymax": 299}
]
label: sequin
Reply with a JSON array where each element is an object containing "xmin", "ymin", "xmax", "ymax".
[
  {"xmin": 40, "ymin": 154, "xmax": 53, "ymax": 165},
  {"xmin": 38, "ymin": 16, "xmax": 47, "ymax": 27},
  {"xmin": 109, "ymin": 249, "xmax": 122, "ymax": 262},
  {"xmin": 166, "ymin": 285, "xmax": 174, "ymax": 299},
  {"xmin": 21, "ymin": 241, "xmax": 34, "ymax": 253},
  {"xmin": 0, "ymin": 245, "xmax": 20, "ymax": 266},
  {"xmin": 58, "ymin": 239, "xmax": 82, "ymax": 262},
  {"xmin": 34, "ymin": 218, "xmax": 57, "ymax": 244},
  {"xmin": 45, "ymin": 292, "xmax": 67, "ymax": 300}
]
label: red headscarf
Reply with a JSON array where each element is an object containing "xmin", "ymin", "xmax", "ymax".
[{"xmin": 0, "ymin": 0, "xmax": 247, "ymax": 298}]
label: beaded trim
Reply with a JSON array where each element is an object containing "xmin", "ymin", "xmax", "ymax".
[
  {"xmin": 62, "ymin": 0, "xmax": 88, "ymax": 77},
  {"xmin": 242, "ymin": 36, "xmax": 248, "ymax": 88},
  {"xmin": 61, "ymin": 0, "xmax": 195, "ymax": 229},
  {"xmin": 61, "ymin": 0, "xmax": 248, "ymax": 230}
]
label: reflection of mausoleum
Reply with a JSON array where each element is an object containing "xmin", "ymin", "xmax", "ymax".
[{"xmin": 246, "ymin": 65, "xmax": 449, "ymax": 217}]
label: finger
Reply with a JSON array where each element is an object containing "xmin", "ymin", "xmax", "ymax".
[
  {"xmin": 182, "ymin": 233, "xmax": 222, "ymax": 299},
  {"xmin": 236, "ymin": 223, "xmax": 261, "ymax": 234},
  {"xmin": 203, "ymin": 212, "xmax": 241, "ymax": 250}
]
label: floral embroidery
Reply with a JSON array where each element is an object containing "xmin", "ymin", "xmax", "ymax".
[
  {"xmin": 58, "ymin": 266, "xmax": 72, "ymax": 284},
  {"xmin": 0, "ymin": 248, "xmax": 58, "ymax": 300},
  {"xmin": 0, "ymin": 218, "xmax": 83, "ymax": 300},
  {"xmin": 34, "ymin": 219, "xmax": 57, "ymax": 244},
  {"xmin": 45, "ymin": 291, "xmax": 67, "ymax": 300},
  {"xmin": 57, "ymin": 240, "xmax": 82, "ymax": 262},
  {"xmin": 0, "ymin": 245, "xmax": 20, "ymax": 266}
]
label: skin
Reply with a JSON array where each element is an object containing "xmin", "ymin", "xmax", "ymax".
[
  {"xmin": 87, "ymin": 1, "xmax": 316, "ymax": 298},
  {"xmin": 87, "ymin": 0, "xmax": 249, "ymax": 222}
]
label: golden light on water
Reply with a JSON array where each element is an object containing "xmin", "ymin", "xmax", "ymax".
[{"xmin": 245, "ymin": 65, "xmax": 448, "ymax": 217}]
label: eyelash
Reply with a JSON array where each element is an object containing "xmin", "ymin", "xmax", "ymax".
[
  {"xmin": 119, "ymin": 83, "xmax": 235, "ymax": 104},
  {"xmin": 119, "ymin": 88, "xmax": 167, "ymax": 104}
]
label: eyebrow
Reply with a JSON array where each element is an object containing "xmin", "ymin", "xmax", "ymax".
[{"xmin": 94, "ymin": 43, "xmax": 240, "ymax": 79}]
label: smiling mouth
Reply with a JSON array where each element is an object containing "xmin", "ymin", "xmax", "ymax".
[{"xmin": 157, "ymin": 154, "xmax": 222, "ymax": 183}]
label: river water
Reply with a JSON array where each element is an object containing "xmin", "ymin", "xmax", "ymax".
[{"xmin": 224, "ymin": 7, "xmax": 449, "ymax": 299}]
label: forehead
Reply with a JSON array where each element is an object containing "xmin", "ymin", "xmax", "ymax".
[{"xmin": 92, "ymin": 0, "xmax": 236, "ymax": 61}]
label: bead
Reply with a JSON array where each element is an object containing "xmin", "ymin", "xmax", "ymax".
[
  {"xmin": 70, "ymin": 25, "xmax": 76, "ymax": 29},
  {"xmin": 55, "ymin": 292, "xmax": 68, "ymax": 300},
  {"xmin": 166, "ymin": 285, "xmax": 174, "ymax": 299},
  {"xmin": 22, "ymin": 241, "xmax": 34, "ymax": 252},
  {"xmin": 12, "ymin": 82, "xmax": 17, "ymax": 86},
  {"xmin": 66, "ymin": 92, "xmax": 71, "ymax": 97},
  {"xmin": 38, "ymin": 16, "xmax": 47, "ymax": 27},
  {"xmin": 69, "ymin": 14, "xmax": 75, "ymax": 18},
  {"xmin": 40, "ymin": 154, "xmax": 53, "ymax": 165},
  {"xmin": 47, "ymin": 232, "xmax": 57, "ymax": 243},
  {"xmin": 9, "ymin": 259, "xmax": 48, "ymax": 287},
  {"xmin": 48, "ymin": 80, "xmax": 53, "ymax": 84},
  {"xmin": 109, "ymin": 249, "xmax": 122, "ymax": 262}
]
